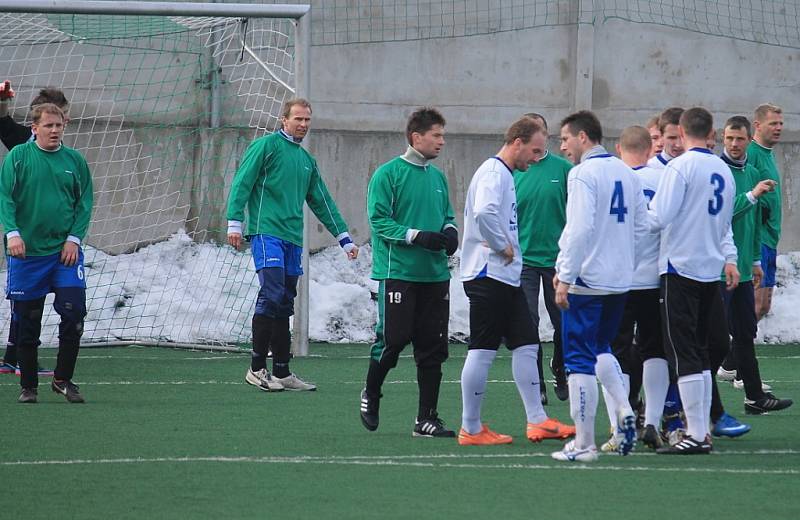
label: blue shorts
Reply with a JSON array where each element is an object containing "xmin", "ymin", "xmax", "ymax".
[
  {"xmin": 6, "ymin": 250, "xmax": 86, "ymax": 301},
  {"xmin": 562, "ymin": 292, "xmax": 627, "ymax": 375},
  {"xmin": 250, "ymin": 235, "xmax": 303, "ymax": 275},
  {"xmin": 760, "ymin": 244, "xmax": 777, "ymax": 288}
]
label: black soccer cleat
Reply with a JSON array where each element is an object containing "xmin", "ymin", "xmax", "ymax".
[
  {"xmin": 656, "ymin": 435, "xmax": 711, "ymax": 455},
  {"xmin": 52, "ymin": 379, "xmax": 85, "ymax": 403},
  {"xmin": 413, "ymin": 413, "xmax": 456, "ymax": 438},
  {"xmin": 550, "ymin": 359, "xmax": 569, "ymax": 401},
  {"xmin": 641, "ymin": 424, "xmax": 664, "ymax": 450},
  {"xmin": 360, "ymin": 388, "xmax": 380, "ymax": 431},
  {"xmin": 744, "ymin": 393, "xmax": 793, "ymax": 415},
  {"xmin": 18, "ymin": 388, "xmax": 37, "ymax": 404}
]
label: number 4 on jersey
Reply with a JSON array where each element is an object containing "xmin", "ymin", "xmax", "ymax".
[{"xmin": 610, "ymin": 180, "xmax": 628, "ymax": 223}]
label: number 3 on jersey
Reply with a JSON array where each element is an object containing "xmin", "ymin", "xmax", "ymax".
[
  {"xmin": 708, "ymin": 173, "xmax": 725, "ymax": 215},
  {"xmin": 610, "ymin": 180, "xmax": 628, "ymax": 223}
]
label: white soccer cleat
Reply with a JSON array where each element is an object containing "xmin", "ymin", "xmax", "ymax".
[
  {"xmin": 732, "ymin": 379, "xmax": 772, "ymax": 392},
  {"xmin": 600, "ymin": 431, "xmax": 625, "ymax": 453},
  {"xmin": 275, "ymin": 373, "xmax": 317, "ymax": 391},
  {"xmin": 551, "ymin": 440, "xmax": 598, "ymax": 462},
  {"xmin": 717, "ymin": 367, "xmax": 736, "ymax": 382},
  {"xmin": 245, "ymin": 368, "xmax": 284, "ymax": 392}
]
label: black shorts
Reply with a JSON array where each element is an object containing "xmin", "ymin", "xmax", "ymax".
[
  {"xmin": 660, "ymin": 274, "xmax": 719, "ymax": 377},
  {"xmin": 612, "ymin": 288, "xmax": 664, "ymax": 365},
  {"xmin": 372, "ymin": 279, "xmax": 450, "ymax": 366},
  {"xmin": 463, "ymin": 277, "xmax": 537, "ymax": 350}
]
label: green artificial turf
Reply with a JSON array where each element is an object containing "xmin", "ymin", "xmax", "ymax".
[{"xmin": 1, "ymin": 344, "xmax": 798, "ymax": 519}]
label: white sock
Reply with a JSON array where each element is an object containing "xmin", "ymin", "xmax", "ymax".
[
  {"xmin": 678, "ymin": 374, "xmax": 705, "ymax": 440},
  {"xmin": 642, "ymin": 358, "xmax": 669, "ymax": 427},
  {"xmin": 600, "ymin": 373, "xmax": 630, "ymax": 431},
  {"xmin": 702, "ymin": 369, "xmax": 712, "ymax": 437},
  {"xmin": 512, "ymin": 344, "xmax": 547, "ymax": 424},
  {"xmin": 460, "ymin": 349, "xmax": 497, "ymax": 434},
  {"xmin": 595, "ymin": 353, "xmax": 633, "ymax": 421},
  {"xmin": 568, "ymin": 373, "xmax": 598, "ymax": 450}
]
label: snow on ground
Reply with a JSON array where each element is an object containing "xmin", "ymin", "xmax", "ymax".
[{"xmin": 0, "ymin": 230, "xmax": 797, "ymax": 346}]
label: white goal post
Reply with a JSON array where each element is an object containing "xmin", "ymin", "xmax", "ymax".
[{"xmin": 0, "ymin": 0, "xmax": 313, "ymax": 355}]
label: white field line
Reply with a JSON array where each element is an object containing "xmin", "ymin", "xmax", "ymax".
[{"xmin": 1, "ymin": 452, "xmax": 797, "ymax": 474}]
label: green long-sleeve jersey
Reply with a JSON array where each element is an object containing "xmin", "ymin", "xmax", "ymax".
[
  {"xmin": 367, "ymin": 155, "xmax": 456, "ymax": 282},
  {"xmin": 226, "ymin": 131, "xmax": 349, "ymax": 247},
  {"xmin": 0, "ymin": 142, "xmax": 93, "ymax": 256},
  {"xmin": 747, "ymin": 140, "xmax": 781, "ymax": 249},
  {"xmin": 721, "ymin": 160, "xmax": 762, "ymax": 282},
  {"xmin": 513, "ymin": 151, "xmax": 572, "ymax": 267}
]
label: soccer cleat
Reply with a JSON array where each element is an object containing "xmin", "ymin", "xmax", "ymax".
[
  {"xmin": 716, "ymin": 366, "xmax": 737, "ymax": 382},
  {"xmin": 359, "ymin": 388, "xmax": 380, "ymax": 431},
  {"xmin": 667, "ymin": 428, "xmax": 686, "ymax": 447},
  {"xmin": 275, "ymin": 373, "xmax": 316, "ymax": 391},
  {"xmin": 600, "ymin": 432, "xmax": 624, "ymax": 453},
  {"xmin": 413, "ymin": 413, "xmax": 456, "ymax": 438},
  {"xmin": 245, "ymin": 368, "xmax": 284, "ymax": 392},
  {"xmin": 457, "ymin": 424, "xmax": 513, "ymax": 446},
  {"xmin": 656, "ymin": 435, "xmax": 712, "ymax": 455},
  {"xmin": 744, "ymin": 393, "xmax": 793, "ymax": 415},
  {"xmin": 732, "ymin": 379, "xmax": 772, "ymax": 392},
  {"xmin": 641, "ymin": 424, "xmax": 664, "ymax": 450},
  {"xmin": 18, "ymin": 388, "xmax": 37, "ymax": 403},
  {"xmin": 551, "ymin": 440, "xmax": 599, "ymax": 462},
  {"xmin": 616, "ymin": 409, "xmax": 637, "ymax": 456},
  {"xmin": 711, "ymin": 412, "xmax": 751, "ymax": 438},
  {"xmin": 0, "ymin": 360, "xmax": 16, "ymax": 374},
  {"xmin": 51, "ymin": 379, "xmax": 85, "ymax": 403},
  {"xmin": 526, "ymin": 417, "xmax": 576, "ymax": 442}
]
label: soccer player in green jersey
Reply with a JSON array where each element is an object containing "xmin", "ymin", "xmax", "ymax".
[
  {"xmin": 717, "ymin": 116, "xmax": 792, "ymax": 415},
  {"xmin": 227, "ymin": 98, "xmax": 358, "ymax": 393},
  {"xmin": 0, "ymin": 82, "xmax": 70, "ymax": 377},
  {"xmin": 514, "ymin": 113, "xmax": 572, "ymax": 403},
  {"xmin": 749, "ymin": 104, "xmax": 784, "ymax": 321},
  {"xmin": 359, "ymin": 107, "xmax": 458, "ymax": 436},
  {"xmin": 0, "ymin": 103, "xmax": 92, "ymax": 403}
]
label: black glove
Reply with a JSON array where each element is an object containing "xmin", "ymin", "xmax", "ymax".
[
  {"xmin": 442, "ymin": 227, "xmax": 458, "ymax": 256},
  {"xmin": 413, "ymin": 231, "xmax": 448, "ymax": 252}
]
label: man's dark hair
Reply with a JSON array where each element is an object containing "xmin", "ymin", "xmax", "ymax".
[
  {"xmin": 658, "ymin": 107, "xmax": 684, "ymax": 134},
  {"xmin": 560, "ymin": 110, "xmax": 602, "ymax": 144},
  {"xmin": 30, "ymin": 88, "xmax": 68, "ymax": 110},
  {"xmin": 406, "ymin": 107, "xmax": 446, "ymax": 145},
  {"xmin": 523, "ymin": 112, "xmax": 548, "ymax": 131},
  {"xmin": 724, "ymin": 115, "xmax": 751, "ymax": 138},
  {"xmin": 680, "ymin": 107, "xmax": 714, "ymax": 139}
]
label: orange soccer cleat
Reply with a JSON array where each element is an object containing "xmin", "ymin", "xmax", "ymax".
[
  {"xmin": 457, "ymin": 424, "xmax": 513, "ymax": 446},
  {"xmin": 526, "ymin": 417, "xmax": 576, "ymax": 442}
]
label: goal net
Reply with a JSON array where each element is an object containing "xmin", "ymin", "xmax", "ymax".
[{"xmin": 0, "ymin": 2, "xmax": 310, "ymax": 348}]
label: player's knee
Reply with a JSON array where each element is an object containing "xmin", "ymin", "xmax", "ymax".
[
  {"xmin": 13, "ymin": 299, "xmax": 45, "ymax": 347},
  {"xmin": 54, "ymin": 288, "xmax": 87, "ymax": 341}
]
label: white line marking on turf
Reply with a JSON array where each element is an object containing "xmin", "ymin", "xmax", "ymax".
[{"xmin": 1, "ymin": 454, "xmax": 797, "ymax": 475}]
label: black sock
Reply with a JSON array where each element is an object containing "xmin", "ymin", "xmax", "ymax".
[
  {"xmin": 417, "ymin": 365, "xmax": 442, "ymax": 419},
  {"xmin": 251, "ymin": 314, "xmax": 273, "ymax": 371},
  {"xmin": 365, "ymin": 359, "xmax": 389, "ymax": 397},
  {"xmin": 271, "ymin": 318, "xmax": 291, "ymax": 378}
]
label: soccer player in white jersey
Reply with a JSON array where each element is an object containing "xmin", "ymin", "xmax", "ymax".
[
  {"xmin": 647, "ymin": 107, "xmax": 684, "ymax": 171},
  {"xmin": 458, "ymin": 117, "xmax": 575, "ymax": 446},
  {"xmin": 648, "ymin": 107, "xmax": 739, "ymax": 455},
  {"xmin": 646, "ymin": 115, "xmax": 663, "ymax": 158},
  {"xmin": 550, "ymin": 111, "xmax": 649, "ymax": 462},
  {"xmin": 598, "ymin": 126, "xmax": 670, "ymax": 452}
]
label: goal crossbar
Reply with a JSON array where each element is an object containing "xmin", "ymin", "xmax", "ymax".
[{"xmin": 0, "ymin": 1, "xmax": 309, "ymax": 19}]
